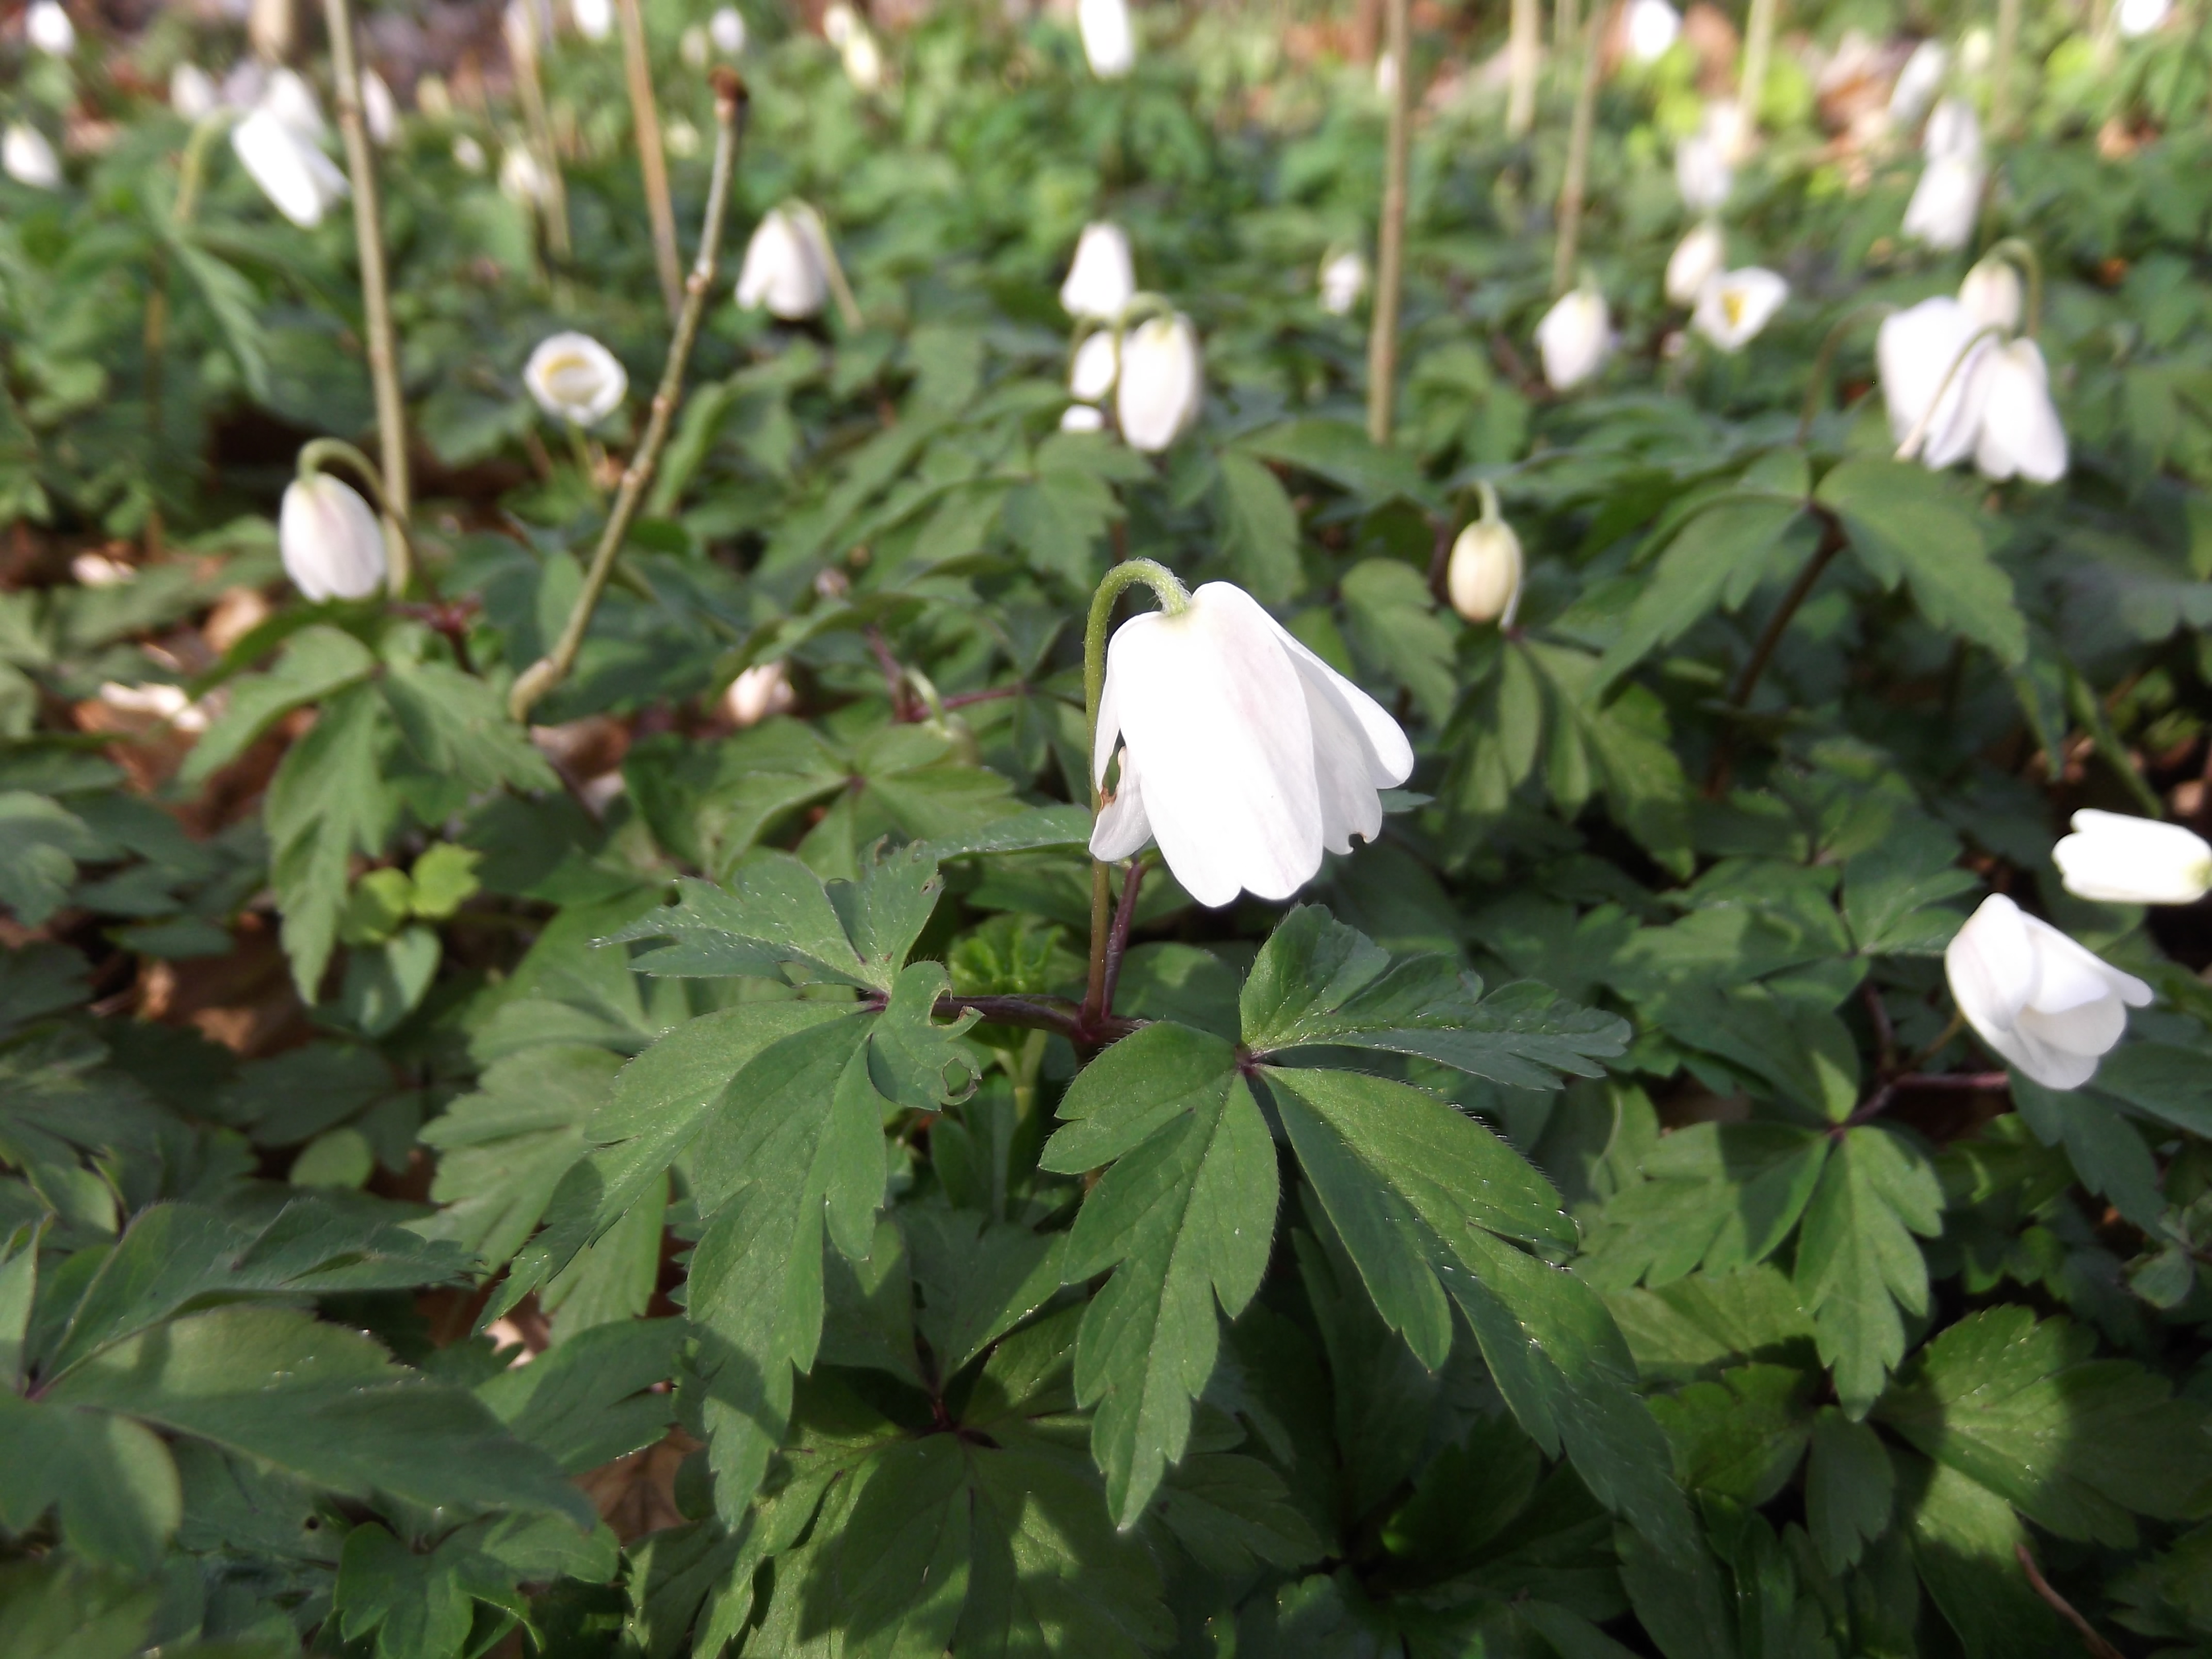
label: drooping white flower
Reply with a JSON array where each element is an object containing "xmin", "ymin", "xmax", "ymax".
[
  {"xmin": 1674, "ymin": 132, "xmax": 1733, "ymax": 213},
  {"xmin": 1624, "ymin": 0, "xmax": 1681, "ymax": 62},
  {"xmin": 3, "ymin": 124, "xmax": 61, "ymax": 189},
  {"xmin": 499, "ymin": 144, "xmax": 548, "ymax": 203},
  {"xmin": 1536, "ymin": 288, "xmax": 1610, "ymax": 391},
  {"xmin": 1958, "ymin": 256, "xmax": 2023, "ymax": 332},
  {"xmin": 2118, "ymin": 0, "xmax": 2172, "ymax": 36},
  {"xmin": 1091, "ymin": 581, "xmax": 1413, "ymax": 907},
  {"xmin": 1969, "ymin": 338, "xmax": 2067, "ymax": 483},
  {"xmin": 362, "ymin": 70, "xmax": 398, "ymax": 145},
  {"xmin": 1902, "ymin": 152, "xmax": 1983, "ymax": 251},
  {"xmin": 1079, "ymin": 0, "xmax": 1135, "ymax": 79},
  {"xmin": 26, "ymin": 1, "xmax": 75, "ymax": 56},
  {"xmin": 1446, "ymin": 519, "xmax": 1523, "ymax": 626},
  {"xmin": 735, "ymin": 206, "xmax": 831, "ymax": 320},
  {"xmin": 171, "ymin": 62, "xmax": 220, "ymax": 121},
  {"xmin": 1878, "ymin": 296, "xmax": 1992, "ymax": 468},
  {"xmin": 1945, "ymin": 893, "xmax": 2152, "ymax": 1089},
  {"xmin": 1116, "ymin": 314, "xmax": 1201, "ymax": 452},
  {"xmin": 1319, "ymin": 249, "xmax": 1367, "ymax": 316},
  {"xmin": 1069, "ymin": 330, "xmax": 1118, "ymax": 401},
  {"xmin": 231, "ymin": 107, "xmax": 349, "ymax": 227},
  {"xmin": 524, "ymin": 332, "xmax": 627, "ymax": 426},
  {"xmin": 263, "ymin": 66, "xmax": 328, "ymax": 143},
  {"xmin": 452, "ymin": 133, "xmax": 487, "ymax": 172},
  {"xmin": 280, "ymin": 473, "xmax": 387, "ymax": 601},
  {"xmin": 2055, "ymin": 810, "xmax": 2212, "ymax": 906},
  {"xmin": 1885, "ymin": 39, "xmax": 1947, "ymax": 131},
  {"xmin": 723, "ymin": 661, "xmax": 795, "ymax": 727},
  {"xmin": 1664, "ymin": 220, "xmax": 1725, "ymax": 306},
  {"xmin": 710, "ymin": 6, "xmax": 747, "ymax": 53},
  {"xmin": 1923, "ymin": 95, "xmax": 1981, "ymax": 162},
  {"xmin": 1691, "ymin": 266, "xmax": 1787, "ymax": 352},
  {"xmin": 1060, "ymin": 222, "xmax": 1135, "ymax": 322},
  {"xmin": 572, "ymin": 0, "xmax": 613, "ymax": 40},
  {"xmin": 841, "ymin": 28, "xmax": 884, "ymax": 91}
]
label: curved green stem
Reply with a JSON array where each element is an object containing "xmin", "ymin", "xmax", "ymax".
[
  {"xmin": 1981, "ymin": 236, "xmax": 2044, "ymax": 338},
  {"xmin": 1796, "ymin": 300, "xmax": 1896, "ymax": 444},
  {"xmin": 1893, "ymin": 322, "xmax": 2007, "ymax": 462},
  {"xmin": 794, "ymin": 202, "xmax": 865, "ymax": 333}
]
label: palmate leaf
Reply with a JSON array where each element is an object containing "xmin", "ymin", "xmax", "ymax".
[
  {"xmin": 1816, "ymin": 458, "xmax": 2028, "ymax": 668},
  {"xmin": 1794, "ymin": 1124, "xmax": 1944, "ymax": 1416},
  {"xmin": 181, "ymin": 624, "xmax": 376, "ymax": 786},
  {"xmin": 1579, "ymin": 1123, "xmax": 1832, "ymax": 1292},
  {"xmin": 266, "ymin": 682, "xmax": 395, "ymax": 999}
]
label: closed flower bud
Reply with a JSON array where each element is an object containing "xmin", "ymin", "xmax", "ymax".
[
  {"xmin": 1060, "ymin": 222, "xmax": 1135, "ymax": 322},
  {"xmin": 1957, "ymin": 256, "xmax": 2022, "ymax": 332},
  {"xmin": 26, "ymin": 1, "xmax": 75, "ymax": 56},
  {"xmin": 710, "ymin": 6, "xmax": 747, "ymax": 53},
  {"xmin": 1664, "ymin": 221, "xmax": 1725, "ymax": 306},
  {"xmin": 1902, "ymin": 152, "xmax": 1982, "ymax": 251},
  {"xmin": 452, "ymin": 134, "xmax": 486, "ymax": 172},
  {"xmin": 525, "ymin": 332, "xmax": 627, "ymax": 426},
  {"xmin": 1069, "ymin": 330, "xmax": 1118, "ymax": 401},
  {"xmin": 735, "ymin": 206, "xmax": 831, "ymax": 320},
  {"xmin": 1079, "ymin": 0, "xmax": 1135, "ymax": 78},
  {"xmin": 1536, "ymin": 287, "xmax": 1610, "ymax": 391},
  {"xmin": 2055, "ymin": 810, "xmax": 2212, "ymax": 905},
  {"xmin": 1885, "ymin": 39, "xmax": 1946, "ymax": 130},
  {"xmin": 171, "ymin": 62, "xmax": 220, "ymax": 122},
  {"xmin": 1944, "ymin": 893, "xmax": 2151, "ymax": 1089},
  {"xmin": 1970, "ymin": 338, "xmax": 2066, "ymax": 483},
  {"xmin": 1318, "ymin": 249, "xmax": 1367, "ymax": 316},
  {"xmin": 3, "ymin": 124, "xmax": 61, "ymax": 190},
  {"xmin": 280, "ymin": 473, "xmax": 387, "ymax": 601},
  {"xmin": 841, "ymin": 29, "xmax": 884, "ymax": 91},
  {"xmin": 1092, "ymin": 579, "xmax": 1413, "ymax": 907},
  {"xmin": 1061, "ymin": 404, "xmax": 1106, "ymax": 432},
  {"xmin": 1446, "ymin": 518, "xmax": 1523, "ymax": 626},
  {"xmin": 362, "ymin": 70, "xmax": 398, "ymax": 146},
  {"xmin": 572, "ymin": 0, "xmax": 613, "ymax": 40},
  {"xmin": 1691, "ymin": 266, "xmax": 1787, "ymax": 352},
  {"xmin": 231, "ymin": 106, "xmax": 349, "ymax": 227},
  {"xmin": 1924, "ymin": 96, "xmax": 1981, "ymax": 162},
  {"xmin": 1115, "ymin": 314, "xmax": 1201, "ymax": 452},
  {"xmin": 723, "ymin": 661, "xmax": 795, "ymax": 727}
]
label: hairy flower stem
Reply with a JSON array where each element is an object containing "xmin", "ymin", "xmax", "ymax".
[
  {"xmin": 1081, "ymin": 560, "xmax": 1191, "ymax": 1028},
  {"xmin": 509, "ymin": 72, "xmax": 749, "ymax": 723},
  {"xmin": 1100, "ymin": 858, "xmax": 1146, "ymax": 1013},
  {"xmin": 620, "ymin": 0, "xmax": 685, "ymax": 318},
  {"xmin": 1702, "ymin": 511, "xmax": 1846, "ymax": 797},
  {"xmin": 1550, "ymin": 18, "xmax": 1602, "ymax": 298},
  {"xmin": 1365, "ymin": 0, "xmax": 1410, "ymax": 445},
  {"xmin": 322, "ymin": 0, "xmax": 412, "ymax": 595}
]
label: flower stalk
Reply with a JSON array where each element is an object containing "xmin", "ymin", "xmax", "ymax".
[
  {"xmin": 321, "ymin": 0, "xmax": 412, "ymax": 595},
  {"xmin": 1505, "ymin": 0, "xmax": 1539, "ymax": 137},
  {"xmin": 1795, "ymin": 300, "xmax": 1895, "ymax": 443},
  {"xmin": 619, "ymin": 0, "xmax": 685, "ymax": 318},
  {"xmin": 1365, "ymin": 0, "xmax": 1410, "ymax": 445},
  {"xmin": 509, "ymin": 71, "xmax": 749, "ymax": 723},
  {"xmin": 1991, "ymin": 0, "xmax": 2021, "ymax": 136},
  {"xmin": 1739, "ymin": 0, "xmax": 1780, "ymax": 138},
  {"xmin": 1550, "ymin": 17, "xmax": 1602, "ymax": 297},
  {"xmin": 507, "ymin": 5, "xmax": 573, "ymax": 264},
  {"xmin": 1891, "ymin": 322, "xmax": 2005, "ymax": 462}
]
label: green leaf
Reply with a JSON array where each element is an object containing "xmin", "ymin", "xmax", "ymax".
[
  {"xmin": 1238, "ymin": 417, "xmax": 1432, "ymax": 506},
  {"xmin": 1816, "ymin": 458, "xmax": 2027, "ymax": 667},
  {"xmin": 1596, "ymin": 495, "xmax": 1808, "ymax": 685},
  {"xmin": 0, "ymin": 1393, "xmax": 181, "ymax": 1569},
  {"xmin": 335, "ymin": 1523, "xmax": 473, "ymax": 1659},
  {"xmin": 1842, "ymin": 818, "xmax": 1977, "ymax": 956},
  {"xmin": 1582, "ymin": 1123, "xmax": 1831, "ymax": 1291},
  {"xmin": 1804, "ymin": 1407, "xmax": 1894, "ymax": 1575},
  {"xmin": 1649, "ymin": 1363, "xmax": 1813, "ymax": 1505},
  {"xmin": 171, "ymin": 236, "xmax": 272, "ymax": 402},
  {"xmin": 1215, "ymin": 451, "xmax": 1302, "ymax": 605},
  {"xmin": 181, "ymin": 624, "xmax": 377, "ymax": 785},
  {"xmin": 1794, "ymin": 1125, "xmax": 1944, "ymax": 1416},
  {"xmin": 904, "ymin": 1207, "xmax": 1069, "ymax": 1375},
  {"xmin": 477, "ymin": 1318, "xmax": 684, "ymax": 1473},
  {"xmin": 266, "ymin": 682, "xmax": 394, "ymax": 999},
  {"xmin": 1151, "ymin": 1451, "xmax": 1324, "ymax": 1574},
  {"xmin": 1897, "ymin": 1453, "xmax": 2070, "ymax": 1658},
  {"xmin": 1340, "ymin": 558, "xmax": 1458, "ymax": 725},
  {"xmin": 0, "ymin": 792, "xmax": 109, "ymax": 926},
  {"xmin": 381, "ymin": 655, "xmax": 560, "ymax": 795},
  {"xmin": 0, "ymin": 1560, "xmax": 160, "ymax": 1659}
]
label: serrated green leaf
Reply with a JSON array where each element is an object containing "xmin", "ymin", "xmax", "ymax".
[
  {"xmin": 266, "ymin": 682, "xmax": 394, "ymax": 1000},
  {"xmin": 1795, "ymin": 1125, "xmax": 1944, "ymax": 1416},
  {"xmin": 1805, "ymin": 1407, "xmax": 1894, "ymax": 1575},
  {"xmin": 182, "ymin": 625, "xmax": 378, "ymax": 785},
  {"xmin": 0, "ymin": 1393, "xmax": 181, "ymax": 1569},
  {"xmin": 1216, "ymin": 451, "xmax": 1302, "ymax": 605},
  {"xmin": 1817, "ymin": 458, "xmax": 2026, "ymax": 667},
  {"xmin": 1596, "ymin": 495, "xmax": 1808, "ymax": 685},
  {"xmin": 476, "ymin": 1317, "xmax": 682, "ymax": 1473}
]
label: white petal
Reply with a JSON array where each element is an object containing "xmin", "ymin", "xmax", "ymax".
[
  {"xmin": 1088, "ymin": 741, "xmax": 1154, "ymax": 861},
  {"xmin": 1069, "ymin": 331, "xmax": 1118, "ymax": 401},
  {"xmin": 2055, "ymin": 810, "xmax": 2212, "ymax": 905},
  {"xmin": 1972, "ymin": 339, "xmax": 2067, "ymax": 484},
  {"xmin": 1060, "ymin": 222, "xmax": 1135, "ymax": 321}
]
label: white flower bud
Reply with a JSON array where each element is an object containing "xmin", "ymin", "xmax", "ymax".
[
  {"xmin": 1691, "ymin": 266, "xmax": 1788, "ymax": 352},
  {"xmin": 1061, "ymin": 403, "xmax": 1106, "ymax": 432},
  {"xmin": 723, "ymin": 662, "xmax": 795, "ymax": 727},
  {"xmin": 70, "ymin": 551, "xmax": 135, "ymax": 587},
  {"xmin": 452, "ymin": 134, "xmax": 487, "ymax": 172},
  {"xmin": 1944, "ymin": 893, "xmax": 2151, "ymax": 1089},
  {"xmin": 1079, "ymin": 0, "xmax": 1135, "ymax": 78},
  {"xmin": 1319, "ymin": 250, "xmax": 1367, "ymax": 316},
  {"xmin": 26, "ymin": 1, "xmax": 75, "ymax": 56},
  {"xmin": 525, "ymin": 332, "xmax": 627, "ymax": 426},
  {"xmin": 1069, "ymin": 330, "xmax": 1118, "ymax": 401},
  {"xmin": 1447, "ymin": 518, "xmax": 1523, "ymax": 626},
  {"xmin": 1957, "ymin": 257, "xmax": 2023, "ymax": 333},
  {"xmin": 231, "ymin": 107, "xmax": 349, "ymax": 227},
  {"xmin": 572, "ymin": 0, "xmax": 613, "ymax": 40},
  {"xmin": 499, "ymin": 144, "xmax": 548, "ymax": 203},
  {"xmin": 1115, "ymin": 314, "xmax": 1201, "ymax": 453},
  {"xmin": 1060, "ymin": 222, "xmax": 1135, "ymax": 322},
  {"xmin": 171, "ymin": 63, "xmax": 220, "ymax": 122},
  {"xmin": 1535, "ymin": 288, "xmax": 1610, "ymax": 391},
  {"xmin": 2118, "ymin": 0, "xmax": 2171, "ymax": 35},
  {"xmin": 735, "ymin": 206, "xmax": 831, "ymax": 320},
  {"xmin": 1902, "ymin": 152, "xmax": 1983, "ymax": 251},
  {"xmin": 710, "ymin": 6, "xmax": 747, "ymax": 53},
  {"xmin": 1664, "ymin": 221, "xmax": 1725, "ymax": 306},
  {"xmin": 362, "ymin": 70, "xmax": 398, "ymax": 147},
  {"xmin": 1885, "ymin": 39, "xmax": 1946, "ymax": 131},
  {"xmin": 841, "ymin": 29, "xmax": 884, "ymax": 91},
  {"xmin": 823, "ymin": 3, "xmax": 858, "ymax": 44},
  {"xmin": 1923, "ymin": 96, "xmax": 1981, "ymax": 162},
  {"xmin": 280, "ymin": 473, "xmax": 387, "ymax": 601},
  {"xmin": 1624, "ymin": 0, "xmax": 1680, "ymax": 62},
  {"xmin": 3, "ymin": 124, "xmax": 61, "ymax": 190},
  {"xmin": 2055, "ymin": 810, "xmax": 2212, "ymax": 906}
]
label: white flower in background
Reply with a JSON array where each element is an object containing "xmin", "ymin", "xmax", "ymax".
[
  {"xmin": 841, "ymin": 28, "xmax": 885, "ymax": 91},
  {"xmin": 1674, "ymin": 133, "xmax": 1732, "ymax": 214},
  {"xmin": 2055, "ymin": 810, "xmax": 2212, "ymax": 905},
  {"xmin": 3, "ymin": 124, "xmax": 61, "ymax": 189},
  {"xmin": 280, "ymin": 473, "xmax": 387, "ymax": 601},
  {"xmin": 499, "ymin": 144, "xmax": 548, "ymax": 203},
  {"xmin": 1924, "ymin": 96, "xmax": 1980, "ymax": 162},
  {"xmin": 822, "ymin": 2, "xmax": 858, "ymax": 43},
  {"xmin": 2118, "ymin": 0, "xmax": 2172, "ymax": 36},
  {"xmin": 1945, "ymin": 893, "xmax": 2152, "ymax": 1089},
  {"xmin": 681, "ymin": 24, "xmax": 709, "ymax": 67},
  {"xmin": 1374, "ymin": 50, "xmax": 1398, "ymax": 97},
  {"xmin": 70, "ymin": 551, "xmax": 135, "ymax": 587},
  {"xmin": 1069, "ymin": 330, "xmax": 1118, "ymax": 401},
  {"xmin": 1536, "ymin": 287, "xmax": 1610, "ymax": 391},
  {"xmin": 1319, "ymin": 249, "xmax": 1367, "ymax": 315},
  {"xmin": 1878, "ymin": 296, "xmax": 1992, "ymax": 467},
  {"xmin": 723, "ymin": 661, "xmax": 795, "ymax": 727},
  {"xmin": 1079, "ymin": 0, "xmax": 1135, "ymax": 78},
  {"xmin": 735, "ymin": 206, "xmax": 831, "ymax": 319},
  {"xmin": 1624, "ymin": 0, "xmax": 1681, "ymax": 62},
  {"xmin": 665, "ymin": 118, "xmax": 700, "ymax": 157},
  {"xmin": 1885, "ymin": 38, "xmax": 1947, "ymax": 131},
  {"xmin": 416, "ymin": 74, "xmax": 453, "ymax": 119},
  {"xmin": 1691, "ymin": 266, "xmax": 1787, "ymax": 352},
  {"xmin": 1958, "ymin": 256, "xmax": 2022, "ymax": 332},
  {"xmin": 1446, "ymin": 518, "xmax": 1523, "ymax": 626},
  {"xmin": 1061, "ymin": 404, "xmax": 1106, "ymax": 432},
  {"xmin": 710, "ymin": 6, "xmax": 747, "ymax": 53},
  {"xmin": 572, "ymin": 0, "xmax": 613, "ymax": 39},
  {"xmin": 1116, "ymin": 314, "xmax": 1201, "ymax": 452},
  {"xmin": 524, "ymin": 332, "xmax": 627, "ymax": 425},
  {"xmin": 1665, "ymin": 220, "xmax": 1725, "ymax": 305},
  {"xmin": 231, "ymin": 107, "xmax": 349, "ymax": 227},
  {"xmin": 362, "ymin": 70, "xmax": 398, "ymax": 145},
  {"xmin": 1958, "ymin": 25, "xmax": 1993, "ymax": 75},
  {"xmin": 1092, "ymin": 581, "xmax": 1413, "ymax": 907},
  {"xmin": 1970, "ymin": 338, "xmax": 2067, "ymax": 483},
  {"xmin": 1060, "ymin": 221, "xmax": 1135, "ymax": 321},
  {"xmin": 452, "ymin": 133, "xmax": 487, "ymax": 172},
  {"xmin": 263, "ymin": 66, "xmax": 328, "ymax": 143},
  {"xmin": 26, "ymin": 1, "xmax": 75, "ymax": 56},
  {"xmin": 1902, "ymin": 152, "xmax": 1982, "ymax": 251},
  {"xmin": 171, "ymin": 62, "xmax": 220, "ymax": 121}
]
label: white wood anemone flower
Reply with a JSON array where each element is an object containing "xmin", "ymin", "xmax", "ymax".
[
  {"xmin": 710, "ymin": 7, "xmax": 747, "ymax": 53},
  {"xmin": 1885, "ymin": 38, "xmax": 1947, "ymax": 131},
  {"xmin": 171, "ymin": 62, "xmax": 220, "ymax": 121},
  {"xmin": 1969, "ymin": 338, "xmax": 2067, "ymax": 483},
  {"xmin": 1115, "ymin": 314, "xmax": 1201, "ymax": 452},
  {"xmin": 2054, "ymin": 810, "xmax": 2212, "ymax": 906},
  {"xmin": 1958, "ymin": 256, "xmax": 2023, "ymax": 332},
  {"xmin": 735, "ymin": 207, "xmax": 831, "ymax": 320},
  {"xmin": 1446, "ymin": 517, "xmax": 1523, "ymax": 626},
  {"xmin": 1624, "ymin": 0, "xmax": 1681, "ymax": 62},
  {"xmin": 26, "ymin": 0, "xmax": 75, "ymax": 56},
  {"xmin": 1068, "ymin": 330, "xmax": 1118, "ymax": 401},
  {"xmin": 363, "ymin": 70, "xmax": 398, "ymax": 146},
  {"xmin": 1878, "ymin": 295, "xmax": 1992, "ymax": 468},
  {"xmin": 1318, "ymin": 249, "xmax": 1367, "ymax": 316},
  {"xmin": 1902, "ymin": 151, "xmax": 1982, "ymax": 251},
  {"xmin": 1665, "ymin": 221, "xmax": 1724, "ymax": 306},
  {"xmin": 1945, "ymin": 893, "xmax": 2151, "ymax": 1089},
  {"xmin": 231, "ymin": 106, "xmax": 349, "ymax": 229},
  {"xmin": 1091, "ymin": 582, "xmax": 1413, "ymax": 908},
  {"xmin": 280, "ymin": 473, "xmax": 387, "ymax": 601},
  {"xmin": 1536, "ymin": 288, "xmax": 1610, "ymax": 391},
  {"xmin": 1079, "ymin": 0, "xmax": 1135, "ymax": 79},
  {"xmin": 1691, "ymin": 266, "xmax": 1787, "ymax": 352},
  {"xmin": 1060, "ymin": 222, "xmax": 1135, "ymax": 322},
  {"xmin": 572, "ymin": 0, "xmax": 614, "ymax": 41},
  {"xmin": 524, "ymin": 332, "xmax": 627, "ymax": 426},
  {"xmin": 3, "ymin": 124, "xmax": 61, "ymax": 190}
]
